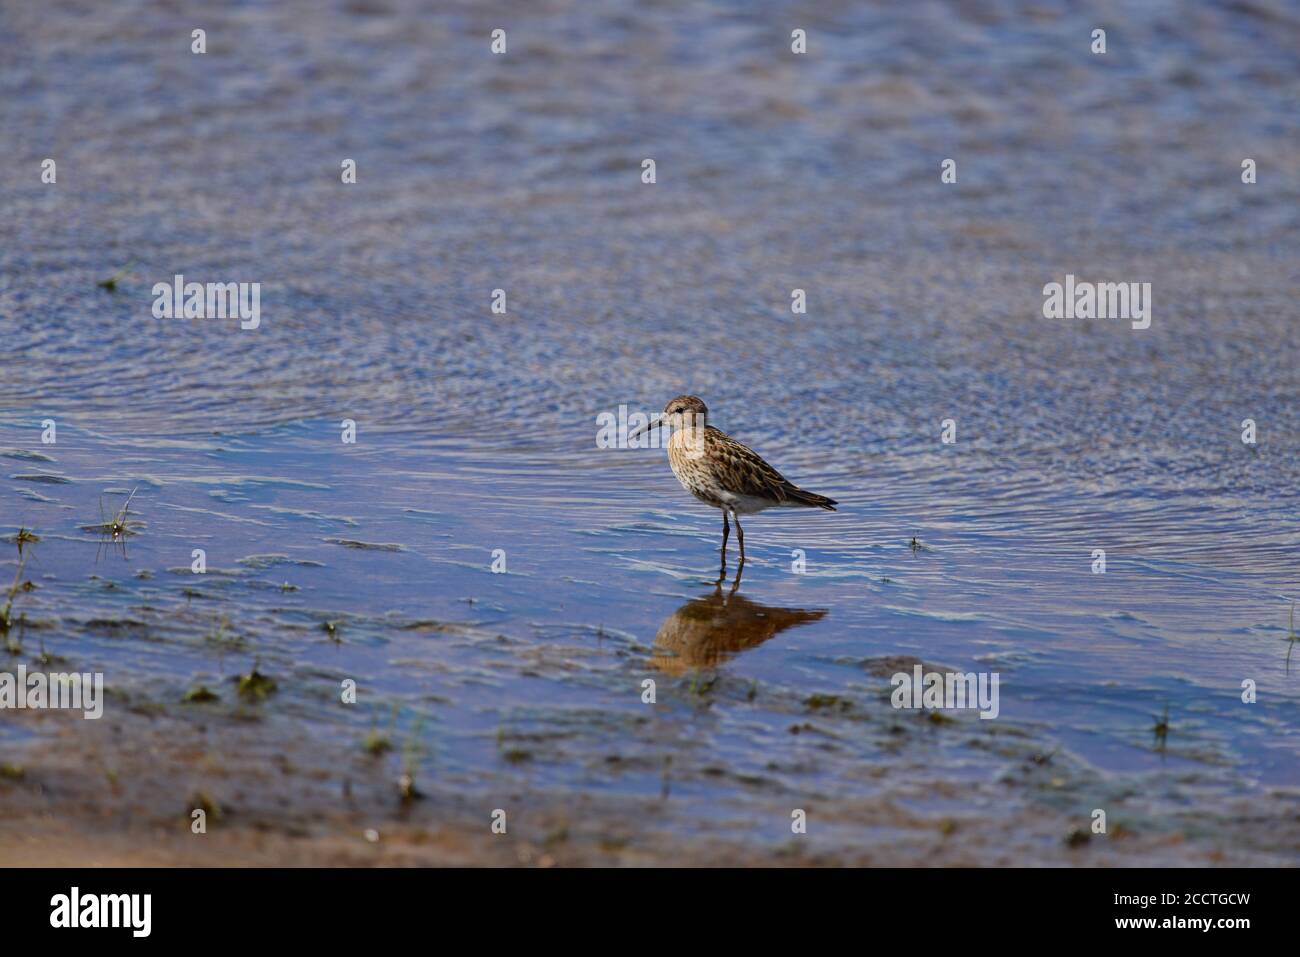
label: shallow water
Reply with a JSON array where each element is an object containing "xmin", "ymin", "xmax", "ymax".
[{"xmin": 1, "ymin": 0, "xmax": 1298, "ymax": 863}]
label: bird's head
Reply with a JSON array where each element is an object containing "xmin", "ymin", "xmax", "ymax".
[
  {"xmin": 662, "ymin": 395, "xmax": 708, "ymax": 431},
  {"xmin": 628, "ymin": 395, "xmax": 708, "ymax": 441}
]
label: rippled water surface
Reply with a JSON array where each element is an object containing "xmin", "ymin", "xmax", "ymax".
[{"xmin": 1, "ymin": 0, "xmax": 1298, "ymax": 864}]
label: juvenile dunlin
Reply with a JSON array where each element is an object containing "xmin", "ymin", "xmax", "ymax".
[{"xmin": 630, "ymin": 395, "xmax": 837, "ymax": 573}]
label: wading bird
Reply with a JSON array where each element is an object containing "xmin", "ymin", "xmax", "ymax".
[{"xmin": 629, "ymin": 395, "xmax": 836, "ymax": 575}]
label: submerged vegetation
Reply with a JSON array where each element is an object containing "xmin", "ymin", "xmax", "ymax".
[
  {"xmin": 188, "ymin": 790, "xmax": 222, "ymax": 824},
  {"xmin": 398, "ymin": 716, "xmax": 428, "ymax": 802},
  {"xmin": 205, "ymin": 617, "xmax": 245, "ymax": 650},
  {"xmin": 1, "ymin": 529, "xmax": 38, "ymax": 633},
  {"xmin": 236, "ymin": 666, "xmax": 278, "ymax": 700},
  {"xmin": 81, "ymin": 488, "xmax": 141, "ymax": 561},
  {"xmin": 96, "ymin": 260, "xmax": 135, "ymax": 291},
  {"xmin": 1, "ymin": 553, "xmax": 27, "ymax": 633},
  {"xmin": 1287, "ymin": 602, "xmax": 1297, "ymax": 671},
  {"xmin": 1151, "ymin": 705, "xmax": 1170, "ymax": 750},
  {"xmin": 88, "ymin": 487, "xmax": 138, "ymax": 538}
]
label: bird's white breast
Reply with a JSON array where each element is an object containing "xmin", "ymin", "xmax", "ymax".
[{"xmin": 669, "ymin": 460, "xmax": 773, "ymax": 514}]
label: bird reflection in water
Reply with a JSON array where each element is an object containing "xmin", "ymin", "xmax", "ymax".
[{"xmin": 650, "ymin": 572, "xmax": 827, "ymax": 675}]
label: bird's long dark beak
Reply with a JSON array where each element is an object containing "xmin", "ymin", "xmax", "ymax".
[{"xmin": 628, "ymin": 418, "xmax": 662, "ymax": 442}]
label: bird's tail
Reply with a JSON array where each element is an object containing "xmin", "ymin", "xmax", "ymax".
[{"xmin": 788, "ymin": 487, "xmax": 837, "ymax": 511}]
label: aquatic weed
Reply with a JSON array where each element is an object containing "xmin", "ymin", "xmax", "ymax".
[
  {"xmin": 690, "ymin": 671, "xmax": 717, "ymax": 696},
  {"xmin": 363, "ymin": 705, "xmax": 400, "ymax": 756},
  {"xmin": 805, "ymin": 692, "xmax": 851, "ymax": 712},
  {"xmin": 1151, "ymin": 705, "xmax": 1169, "ymax": 749},
  {"xmin": 0, "ymin": 532, "xmax": 35, "ymax": 633},
  {"xmin": 34, "ymin": 634, "xmax": 65, "ymax": 666},
  {"xmin": 96, "ymin": 260, "xmax": 135, "ymax": 291},
  {"xmin": 88, "ymin": 487, "xmax": 138, "ymax": 537},
  {"xmin": 397, "ymin": 716, "xmax": 427, "ymax": 802},
  {"xmin": 189, "ymin": 790, "xmax": 222, "ymax": 823},
  {"xmin": 204, "ymin": 616, "xmax": 245, "ymax": 651},
  {"xmin": 1065, "ymin": 827, "xmax": 1090, "ymax": 848},
  {"xmin": 82, "ymin": 488, "xmax": 140, "ymax": 560},
  {"xmin": 13, "ymin": 528, "xmax": 39, "ymax": 554},
  {"xmin": 236, "ymin": 664, "xmax": 277, "ymax": 699},
  {"xmin": 1286, "ymin": 601, "xmax": 1297, "ymax": 671}
]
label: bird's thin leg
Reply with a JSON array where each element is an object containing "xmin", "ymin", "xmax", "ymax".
[
  {"xmin": 733, "ymin": 510, "xmax": 745, "ymax": 567},
  {"xmin": 712, "ymin": 511, "xmax": 730, "ymax": 586}
]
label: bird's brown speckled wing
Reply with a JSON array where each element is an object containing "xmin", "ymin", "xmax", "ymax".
[{"xmin": 705, "ymin": 427, "xmax": 799, "ymax": 502}]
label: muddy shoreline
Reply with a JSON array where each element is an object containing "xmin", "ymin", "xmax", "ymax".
[{"xmin": 3, "ymin": 666, "xmax": 1295, "ymax": 867}]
